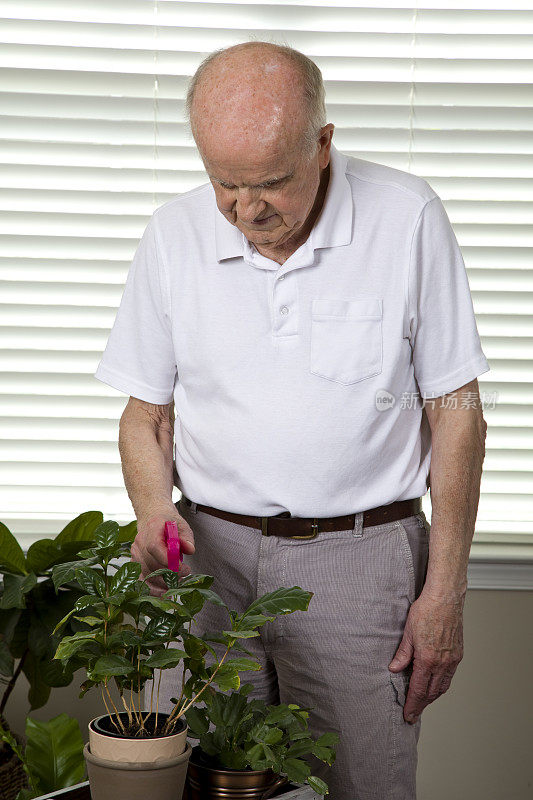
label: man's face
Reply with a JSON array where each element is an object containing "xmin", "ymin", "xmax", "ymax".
[{"xmin": 200, "ymin": 138, "xmax": 325, "ymax": 251}]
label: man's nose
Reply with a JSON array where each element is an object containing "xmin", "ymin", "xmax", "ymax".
[{"xmin": 235, "ymin": 190, "xmax": 268, "ymax": 223}]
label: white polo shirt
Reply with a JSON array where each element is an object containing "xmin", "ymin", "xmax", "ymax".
[{"xmin": 94, "ymin": 142, "xmax": 490, "ymax": 517}]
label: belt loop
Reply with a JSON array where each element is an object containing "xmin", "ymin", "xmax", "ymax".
[
  {"xmin": 351, "ymin": 511, "xmax": 364, "ymax": 538},
  {"xmin": 181, "ymin": 494, "xmax": 198, "ymax": 514}
]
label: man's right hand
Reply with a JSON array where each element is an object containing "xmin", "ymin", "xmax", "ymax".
[{"xmin": 130, "ymin": 507, "xmax": 196, "ymax": 596}]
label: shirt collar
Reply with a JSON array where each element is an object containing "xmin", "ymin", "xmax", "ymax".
[{"xmin": 213, "ymin": 141, "xmax": 353, "ymax": 262}]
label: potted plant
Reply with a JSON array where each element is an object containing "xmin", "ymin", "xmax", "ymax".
[
  {"xmin": 0, "ymin": 713, "xmax": 85, "ymax": 800},
  {"xmin": 50, "ymin": 519, "xmax": 316, "ymax": 800},
  {"xmin": 0, "ymin": 513, "xmax": 117, "ymax": 800},
  {"xmin": 183, "ymin": 683, "xmax": 339, "ymax": 798}
]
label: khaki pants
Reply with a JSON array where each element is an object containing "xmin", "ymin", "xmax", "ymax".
[{"xmin": 147, "ymin": 498, "xmax": 431, "ymax": 800}]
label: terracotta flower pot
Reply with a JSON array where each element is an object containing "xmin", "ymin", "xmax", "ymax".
[
  {"xmin": 186, "ymin": 744, "xmax": 289, "ymax": 800},
  {"xmin": 88, "ymin": 711, "xmax": 187, "ymax": 762},
  {"xmin": 84, "ymin": 712, "xmax": 191, "ymax": 800}
]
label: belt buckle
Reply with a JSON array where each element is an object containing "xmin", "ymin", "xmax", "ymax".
[
  {"xmin": 290, "ymin": 518, "xmax": 319, "ymax": 540},
  {"xmin": 261, "ymin": 517, "xmax": 319, "ymax": 539}
]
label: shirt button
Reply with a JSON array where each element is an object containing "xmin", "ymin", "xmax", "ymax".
[
  {"xmin": 280, "ymin": 306, "xmax": 289, "ymax": 315},
  {"xmin": 278, "ymin": 275, "xmax": 285, "ymax": 281}
]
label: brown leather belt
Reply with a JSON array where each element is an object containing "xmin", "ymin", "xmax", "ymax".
[{"xmin": 178, "ymin": 495, "xmax": 422, "ymax": 540}]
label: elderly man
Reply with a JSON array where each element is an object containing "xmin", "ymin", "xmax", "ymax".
[{"xmin": 94, "ymin": 40, "xmax": 490, "ymax": 799}]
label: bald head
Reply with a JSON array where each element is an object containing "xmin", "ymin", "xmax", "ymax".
[
  {"xmin": 186, "ymin": 42, "xmax": 334, "ymax": 260},
  {"xmin": 189, "ymin": 42, "xmax": 311, "ymax": 162}
]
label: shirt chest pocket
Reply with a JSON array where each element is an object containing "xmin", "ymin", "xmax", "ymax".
[{"xmin": 309, "ymin": 297, "xmax": 383, "ymax": 385}]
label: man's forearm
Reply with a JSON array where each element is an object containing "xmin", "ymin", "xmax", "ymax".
[
  {"xmin": 118, "ymin": 404, "xmax": 176, "ymax": 522},
  {"xmin": 422, "ymin": 407, "xmax": 487, "ymax": 598}
]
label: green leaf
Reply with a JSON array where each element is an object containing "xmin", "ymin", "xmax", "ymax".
[
  {"xmin": 184, "ymin": 635, "xmax": 208, "ymax": 658},
  {"xmin": 264, "ymin": 706, "xmax": 295, "ymax": 727},
  {"xmin": 22, "ymin": 651, "xmax": 52, "ymax": 710},
  {"xmin": 8, "ymin": 611, "xmax": 30, "ymax": 658},
  {"xmin": 240, "ymin": 587, "xmax": 312, "ymax": 624},
  {"xmin": 312, "ymin": 744, "xmax": 336, "ymax": 765},
  {"xmin": 94, "ymin": 521, "xmax": 120, "ymax": 549},
  {"xmin": 144, "ymin": 649, "xmax": 187, "ymax": 668},
  {"xmin": 0, "ymin": 522, "xmax": 27, "ymax": 575},
  {"xmin": 282, "ymin": 757, "xmax": 311, "ymax": 785},
  {"xmin": 55, "ymin": 512, "xmax": 104, "ymax": 545},
  {"xmin": 25, "ymin": 540, "xmax": 62, "ymax": 574},
  {"xmin": 222, "ymin": 630, "xmax": 260, "ymax": 639},
  {"xmin": 222, "ymin": 657, "xmax": 262, "ymax": 673},
  {"xmin": 28, "ymin": 615, "xmax": 50, "ymax": 658},
  {"xmin": 307, "ymin": 775, "xmax": 329, "ymax": 796},
  {"xmin": 315, "ymin": 731, "xmax": 340, "ymax": 748},
  {"xmin": 72, "ymin": 615, "xmax": 102, "ymax": 627},
  {"xmin": 246, "ymin": 743, "xmax": 266, "ymax": 769},
  {"xmin": 253, "ymin": 725, "xmax": 283, "ymax": 746},
  {"xmin": 286, "ymin": 739, "xmax": 314, "ymax": 759},
  {"xmin": 51, "ymin": 558, "xmax": 99, "ymax": 592},
  {"xmin": 25, "ymin": 713, "xmax": 85, "ymax": 792},
  {"xmin": 25, "ymin": 539, "xmax": 93, "ymax": 574},
  {"xmin": 234, "ymin": 613, "xmax": 274, "ymax": 630},
  {"xmin": 127, "ymin": 595, "xmax": 175, "ymax": 612},
  {"xmin": 54, "ymin": 631, "xmax": 99, "ymax": 661},
  {"xmin": 117, "ymin": 521, "xmax": 137, "ymax": 543},
  {"xmin": 184, "ymin": 707, "xmax": 209, "ymax": 737},
  {"xmin": 52, "ymin": 595, "xmax": 98, "ymax": 634},
  {"xmin": 142, "ymin": 617, "xmax": 175, "ymax": 642},
  {"xmin": 178, "ymin": 589, "xmax": 206, "ymax": 616},
  {"xmin": 176, "ymin": 573, "xmax": 215, "ymax": 589},
  {"xmin": 109, "ymin": 561, "xmax": 141, "ymax": 594},
  {"xmin": 217, "ymin": 748, "xmax": 248, "ymax": 770},
  {"xmin": 16, "ymin": 788, "xmax": 35, "ymax": 800},
  {"xmin": 167, "ymin": 587, "xmax": 227, "ymax": 608},
  {"xmin": 39, "ymin": 657, "xmax": 74, "ymax": 688},
  {"xmin": 210, "ymin": 663, "xmax": 240, "ymax": 691},
  {"xmin": 0, "ymin": 574, "xmax": 37, "ymax": 609},
  {"xmin": 201, "ymin": 632, "xmax": 254, "ymax": 657},
  {"xmin": 92, "ymin": 654, "xmax": 135, "ymax": 678},
  {"xmin": 0, "ymin": 607, "xmax": 22, "ymax": 644},
  {"xmin": 72, "ymin": 566, "xmax": 99, "ymax": 595}
]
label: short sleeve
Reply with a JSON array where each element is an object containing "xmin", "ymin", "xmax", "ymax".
[
  {"xmin": 94, "ymin": 214, "xmax": 177, "ymax": 404},
  {"xmin": 406, "ymin": 195, "xmax": 490, "ymax": 399}
]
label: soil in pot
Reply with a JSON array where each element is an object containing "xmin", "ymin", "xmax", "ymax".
[{"xmin": 91, "ymin": 712, "xmax": 185, "ymax": 739}]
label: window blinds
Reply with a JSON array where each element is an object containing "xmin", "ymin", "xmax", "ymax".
[{"xmin": 1, "ymin": 0, "xmax": 532, "ymax": 564}]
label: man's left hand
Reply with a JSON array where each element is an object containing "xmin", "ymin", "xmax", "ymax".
[{"xmin": 388, "ymin": 589, "xmax": 465, "ymax": 724}]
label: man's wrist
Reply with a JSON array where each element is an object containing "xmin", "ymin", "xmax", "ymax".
[
  {"xmin": 422, "ymin": 576, "xmax": 468, "ymax": 601},
  {"xmin": 135, "ymin": 498, "xmax": 177, "ymax": 524}
]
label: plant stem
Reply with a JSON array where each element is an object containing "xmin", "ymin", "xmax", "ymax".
[
  {"xmin": 120, "ymin": 694, "xmax": 132, "ymax": 726},
  {"xmin": 161, "ymin": 624, "xmax": 189, "ymax": 733},
  {"xmin": 101, "ymin": 686, "xmax": 122, "ymax": 736},
  {"xmin": 0, "ymin": 647, "xmax": 28, "ymax": 716},
  {"xmin": 154, "ymin": 669, "xmax": 162, "ymax": 735},
  {"xmin": 104, "ymin": 679, "xmax": 126, "ymax": 734},
  {"xmin": 162, "ymin": 642, "xmax": 232, "ymax": 735}
]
